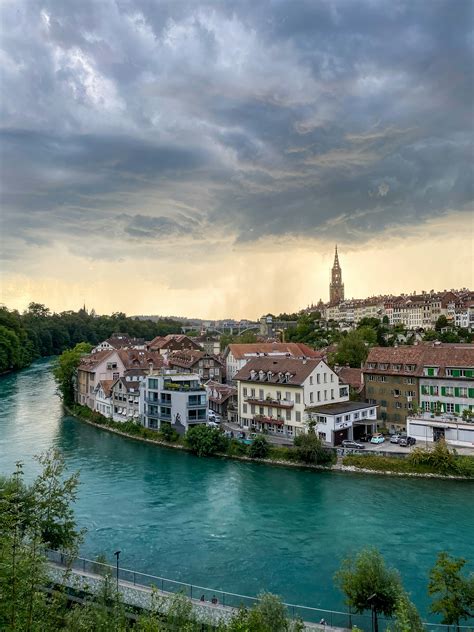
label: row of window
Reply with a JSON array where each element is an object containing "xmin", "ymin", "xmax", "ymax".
[
  {"xmin": 243, "ymin": 387, "xmax": 300, "ymax": 402},
  {"xmin": 367, "ymin": 363, "xmax": 416, "ymax": 372},
  {"xmin": 422, "ymin": 401, "xmax": 472, "ymax": 414},
  {"xmin": 367, "ymin": 375, "xmax": 416, "ymax": 384},
  {"xmin": 421, "ymin": 385, "xmax": 474, "ymax": 398},
  {"xmin": 242, "ymin": 403, "xmax": 302, "ymax": 423}
]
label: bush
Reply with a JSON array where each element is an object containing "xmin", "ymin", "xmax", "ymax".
[
  {"xmin": 159, "ymin": 423, "xmax": 180, "ymax": 443},
  {"xmin": 185, "ymin": 424, "xmax": 228, "ymax": 457},
  {"xmin": 227, "ymin": 439, "xmax": 249, "ymax": 457},
  {"xmin": 248, "ymin": 435, "xmax": 270, "ymax": 459},
  {"xmin": 409, "ymin": 440, "xmax": 460, "ymax": 474},
  {"xmin": 293, "ymin": 433, "xmax": 334, "ymax": 465}
]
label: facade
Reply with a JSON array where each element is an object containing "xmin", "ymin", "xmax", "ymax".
[
  {"xmin": 167, "ymin": 349, "xmax": 224, "ymax": 382},
  {"xmin": 259, "ymin": 315, "xmax": 298, "ymax": 338},
  {"xmin": 141, "ymin": 371, "xmax": 207, "ymax": 433},
  {"xmin": 306, "ymin": 401, "xmax": 377, "ymax": 446},
  {"xmin": 205, "ymin": 380, "xmax": 238, "ymax": 422},
  {"xmin": 234, "ymin": 357, "xmax": 349, "ymax": 438},
  {"xmin": 329, "ymin": 245, "xmax": 344, "ymax": 305},
  {"xmin": 407, "ymin": 412, "xmax": 474, "ymax": 447},
  {"xmin": 92, "ymin": 333, "xmax": 146, "ymax": 354},
  {"xmin": 111, "ymin": 377, "xmax": 142, "ymax": 422},
  {"xmin": 225, "ymin": 342, "xmax": 323, "ymax": 383},
  {"xmin": 194, "ymin": 335, "xmax": 221, "ymax": 355},
  {"xmin": 363, "ymin": 344, "xmax": 474, "ymax": 432},
  {"xmin": 94, "ymin": 379, "xmax": 113, "ymax": 418}
]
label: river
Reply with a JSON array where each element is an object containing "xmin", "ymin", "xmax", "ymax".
[{"xmin": 0, "ymin": 359, "xmax": 473, "ymax": 621}]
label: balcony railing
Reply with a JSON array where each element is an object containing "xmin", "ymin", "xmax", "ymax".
[
  {"xmin": 163, "ymin": 383, "xmax": 205, "ymax": 392},
  {"xmin": 254, "ymin": 414, "xmax": 285, "ymax": 426},
  {"xmin": 245, "ymin": 397, "xmax": 294, "ymax": 409},
  {"xmin": 187, "ymin": 401, "xmax": 207, "ymax": 409}
]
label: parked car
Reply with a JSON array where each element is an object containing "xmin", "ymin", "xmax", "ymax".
[
  {"xmin": 213, "ymin": 415, "xmax": 222, "ymax": 424},
  {"xmin": 341, "ymin": 440, "xmax": 365, "ymax": 450},
  {"xmin": 399, "ymin": 436, "xmax": 416, "ymax": 446},
  {"xmin": 208, "ymin": 411, "xmax": 216, "ymax": 421},
  {"xmin": 390, "ymin": 434, "xmax": 402, "ymax": 444},
  {"xmin": 207, "ymin": 421, "xmax": 219, "ymax": 428},
  {"xmin": 358, "ymin": 433, "xmax": 373, "ymax": 443},
  {"xmin": 370, "ymin": 433, "xmax": 385, "ymax": 444}
]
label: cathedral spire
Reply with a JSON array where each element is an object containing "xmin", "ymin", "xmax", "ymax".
[{"xmin": 329, "ymin": 245, "xmax": 344, "ymax": 305}]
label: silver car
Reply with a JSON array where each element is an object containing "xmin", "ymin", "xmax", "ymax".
[{"xmin": 341, "ymin": 440, "xmax": 365, "ymax": 449}]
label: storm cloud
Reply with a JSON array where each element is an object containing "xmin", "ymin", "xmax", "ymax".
[{"xmin": 0, "ymin": 0, "xmax": 472, "ymax": 268}]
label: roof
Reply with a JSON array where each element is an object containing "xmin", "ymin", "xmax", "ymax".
[
  {"xmin": 364, "ymin": 344, "xmax": 474, "ymax": 377},
  {"xmin": 77, "ymin": 350, "xmax": 114, "ymax": 372},
  {"xmin": 97, "ymin": 379, "xmax": 114, "ymax": 398},
  {"xmin": 227, "ymin": 342, "xmax": 323, "ymax": 360},
  {"xmin": 337, "ymin": 367, "xmax": 363, "ymax": 390},
  {"xmin": 234, "ymin": 357, "xmax": 322, "ymax": 386},
  {"xmin": 205, "ymin": 380, "xmax": 237, "ymax": 403},
  {"xmin": 116, "ymin": 349, "xmax": 164, "ymax": 370},
  {"xmin": 307, "ymin": 401, "xmax": 374, "ymax": 415},
  {"xmin": 148, "ymin": 334, "xmax": 202, "ymax": 351},
  {"xmin": 112, "ymin": 378, "xmax": 141, "ymax": 393}
]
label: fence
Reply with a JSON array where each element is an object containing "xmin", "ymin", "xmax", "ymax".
[{"xmin": 46, "ymin": 550, "xmax": 473, "ymax": 632}]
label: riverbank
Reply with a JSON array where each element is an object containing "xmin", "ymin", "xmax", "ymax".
[{"xmin": 65, "ymin": 403, "xmax": 474, "ymax": 480}]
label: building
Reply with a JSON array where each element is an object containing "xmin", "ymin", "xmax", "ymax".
[
  {"xmin": 234, "ymin": 357, "xmax": 349, "ymax": 438},
  {"xmin": 335, "ymin": 367, "xmax": 364, "ymax": 399},
  {"xmin": 259, "ymin": 315, "xmax": 298, "ymax": 338},
  {"xmin": 94, "ymin": 379, "xmax": 114, "ymax": 418},
  {"xmin": 205, "ymin": 380, "xmax": 238, "ymax": 422},
  {"xmin": 407, "ymin": 412, "xmax": 474, "ymax": 447},
  {"xmin": 225, "ymin": 342, "xmax": 323, "ymax": 383},
  {"xmin": 76, "ymin": 348, "xmax": 163, "ymax": 411},
  {"xmin": 147, "ymin": 334, "xmax": 202, "ymax": 356},
  {"xmin": 194, "ymin": 335, "xmax": 221, "ymax": 355},
  {"xmin": 363, "ymin": 344, "xmax": 474, "ymax": 432},
  {"xmin": 329, "ymin": 245, "xmax": 344, "ymax": 305},
  {"xmin": 92, "ymin": 333, "xmax": 146, "ymax": 354},
  {"xmin": 111, "ymin": 376, "xmax": 142, "ymax": 423},
  {"xmin": 167, "ymin": 349, "xmax": 224, "ymax": 382},
  {"xmin": 305, "ymin": 401, "xmax": 377, "ymax": 446},
  {"xmin": 141, "ymin": 371, "xmax": 208, "ymax": 433}
]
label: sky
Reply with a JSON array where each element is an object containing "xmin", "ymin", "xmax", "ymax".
[{"xmin": 0, "ymin": 0, "xmax": 473, "ymax": 320}]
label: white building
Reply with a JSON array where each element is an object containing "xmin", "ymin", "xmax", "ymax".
[
  {"xmin": 407, "ymin": 412, "xmax": 474, "ymax": 447},
  {"xmin": 234, "ymin": 357, "xmax": 349, "ymax": 438},
  {"xmin": 140, "ymin": 371, "xmax": 208, "ymax": 433},
  {"xmin": 94, "ymin": 379, "xmax": 113, "ymax": 418},
  {"xmin": 225, "ymin": 342, "xmax": 323, "ymax": 383},
  {"xmin": 305, "ymin": 402, "xmax": 378, "ymax": 446}
]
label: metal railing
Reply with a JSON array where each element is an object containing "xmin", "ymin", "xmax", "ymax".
[{"xmin": 45, "ymin": 550, "xmax": 474, "ymax": 631}]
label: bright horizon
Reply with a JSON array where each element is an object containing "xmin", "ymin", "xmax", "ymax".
[{"xmin": 1, "ymin": 1, "xmax": 472, "ymax": 319}]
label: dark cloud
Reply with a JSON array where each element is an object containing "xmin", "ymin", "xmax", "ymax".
[{"xmin": 0, "ymin": 0, "xmax": 472, "ymax": 262}]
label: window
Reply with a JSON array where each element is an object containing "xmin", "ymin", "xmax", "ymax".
[
  {"xmin": 149, "ymin": 378, "xmax": 158, "ymax": 390},
  {"xmin": 459, "ymin": 387, "xmax": 468, "ymax": 397},
  {"xmin": 251, "ymin": 404, "xmax": 255, "ymax": 414},
  {"xmin": 285, "ymin": 391, "xmax": 291, "ymax": 401},
  {"xmin": 405, "ymin": 391, "xmax": 415, "ymax": 398},
  {"xmin": 295, "ymin": 411, "xmax": 301, "ymax": 422},
  {"xmin": 276, "ymin": 391, "xmax": 281, "ymax": 400},
  {"xmin": 113, "ymin": 372, "xmax": 120, "ymax": 380},
  {"xmin": 295, "ymin": 393, "xmax": 301, "ymax": 404},
  {"xmin": 318, "ymin": 432, "xmax": 326, "ymax": 441},
  {"xmin": 317, "ymin": 416, "xmax": 327, "ymax": 424},
  {"xmin": 285, "ymin": 410, "xmax": 291, "ymax": 421},
  {"xmin": 268, "ymin": 407, "xmax": 273, "ymax": 416},
  {"xmin": 317, "ymin": 374, "xmax": 320, "ymax": 384},
  {"xmin": 317, "ymin": 391, "xmax": 321, "ymax": 401},
  {"xmin": 310, "ymin": 392, "xmax": 314, "ymax": 403},
  {"xmin": 392, "ymin": 389, "xmax": 400, "ymax": 397},
  {"xmin": 323, "ymin": 373, "xmax": 327, "ymax": 383},
  {"xmin": 251, "ymin": 388, "xmax": 256, "ymax": 397},
  {"xmin": 243, "ymin": 387, "xmax": 247, "ymax": 397},
  {"xmin": 446, "ymin": 403, "xmax": 455, "ymax": 413},
  {"xmin": 423, "ymin": 401, "xmax": 430, "ymax": 411},
  {"xmin": 445, "ymin": 387, "xmax": 454, "ymax": 397},
  {"xmin": 336, "ymin": 416, "xmax": 342, "ymax": 423},
  {"xmin": 421, "ymin": 385, "xmax": 429, "ymax": 395},
  {"xmin": 330, "ymin": 374, "xmax": 334, "ymax": 382},
  {"xmin": 362, "ymin": 410, "xmax": 367, "ymax": 418},
  {"xmin": 259, "ymin": 407, "xmax": 264, "ymax": 415},
  {"xmin": 331, "ymin": 389, "xmax": 334, "ymax": 399},
  {"xmin": 259, "ymin": 389, "xmax": 264, "ymax": 399},
  {"xmin": 395, "ymin": 402, "xmax": 402, "ymax": 409},
  {"xmin": 324, "ymin": 390, "xmax": 328, "ymax": 400},
  {"xmin": 354, "ymin": 412, "xmax": 359, "ymax": 420},
  {"xmin": 310, "ymin": 376, "xmax": 313, "ymax": 385},
  {"xmin": 404, "ymin": 377, "xmax": 415, "ymax": 384}
]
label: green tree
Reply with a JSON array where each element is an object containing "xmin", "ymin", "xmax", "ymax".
[
  {"xmin": 227, "ymin": 593, "xmax": 303, "ymax": 632},
  {"xmin": 53, "ymin": 342, "xmax": 93, "ymax": 404},
  {"xmin": 435, "ymin": 315, "xmax": 448, "ymax": 331},
  {"xmin": 185, "ymin": 425, "xmax": 228, "ymax": 456},
  {"xmin": 334, "ymin": 548, "xmax": 403, "ymax": 632},
  {"xmin": 248, "ymin": 435, "xmax": 269, "ymax": 459},
  {"xmin": 331, "ymin": 330, "xmax": 370, "ymax": 368},
  {"xmin": 428, "ymin": 552, "xmax": 474, "ymax": 630},
  {"xmin": 388, "ymin": 593, "xmax": 424, "ymax": 632},
  {"xmin": 293, "ymin": 433, "xmax": 333, "ymax": 465}
]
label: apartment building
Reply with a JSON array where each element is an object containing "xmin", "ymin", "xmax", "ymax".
[
  {"xmin": 363, "ymin": 344, "xmax": 474, "ymax": 431},
  {"xmin": 140, "ymin": 372, "xmax": 208, "ymax": 433},
  {"xmin": 147, "ymin": 334, "xmax": 202, "ymax": 356},
  {"xmin": 234, "ymin": 357, "xmax": 349, "ymax": 438},
  {"xmin": 205, "ymin": 380, "xmax": 237, "ymax": 422},
  {"xmin": 225, "ymin": 342, "xmax": 323, "ymax": 383},
  {"xmin": 305, "ymin": 401, "xmax": 378, "ymax": 446},
  {"xmin": 168, "ymin": 349, "xmax": 224, "ymax": 382}
]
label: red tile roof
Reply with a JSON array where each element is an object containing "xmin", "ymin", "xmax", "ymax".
[
  {"xmin": 234, "ymin": 356, "xmax": 322, "ymax": 385},
  {"xmin": 227, "ymin": 342, "xmax": 323, "ymax": 360}
]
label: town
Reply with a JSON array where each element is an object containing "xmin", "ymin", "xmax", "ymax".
[{"xmin": 73, "ymin": 248, "xmax": 474, "ymax": 452}]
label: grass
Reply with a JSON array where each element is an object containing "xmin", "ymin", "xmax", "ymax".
[{"xmin": 343, "ymin": 454, "xmax": 474, "ymax": 477}]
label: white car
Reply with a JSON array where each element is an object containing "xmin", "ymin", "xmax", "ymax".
[{"xmin": 207, "ymin": 420, "xmax": 219, "ymax": 428}]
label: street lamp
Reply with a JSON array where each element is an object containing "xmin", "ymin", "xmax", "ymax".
[{"xmin": 114, "ymin": 550, "xmax": 121, "ymax": 593}]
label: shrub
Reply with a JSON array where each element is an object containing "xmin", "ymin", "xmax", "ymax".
[
  {"xmin": 293, "ymin": 433, "xmax": 334, "ymax": 465},
  {"xmin": 159, "ymin": 423, "xmax": 179, "ymax": 443},
  {"xmin": 227, "ymin": 439, "xmax": 249, "ymax": 456},
  {"xmin": 409, "ymin": 440, "xmax": 459, "ymax": 474},
  {"xmin": 185, "ymin": 424, "xmax": 228, "ymax": 457},
  {"xmin": 248, "ymin": 435, "xmax": 270, "ymax": 459}
]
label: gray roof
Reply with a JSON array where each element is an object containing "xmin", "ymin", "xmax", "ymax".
[{"xmin": 307, "ymin": 401, "xmax": 375, "ymax": 415}]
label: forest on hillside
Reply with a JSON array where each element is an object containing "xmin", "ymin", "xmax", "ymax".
[{"xmin": 0, "ymin": 303, "xmax": 183, "ymax": 373}]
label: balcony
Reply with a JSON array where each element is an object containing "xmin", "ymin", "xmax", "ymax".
[
  {"xmin": 254, "ymin": 414, "xmax": 285, "ymax": 426},
  {"xmin": 163, "ymin": 383, "xmax": 205, "ymax": 392},
  {"xmin": 246, "ymin": 397, "xmax": 294, "ymax": 409},
  {"xmin": 187, "ymin": 401, "xmax": 206, "ymax": 409},
  {"xmin": 145, "ymin": 397, "xmax": 160, "ymax": 405}
]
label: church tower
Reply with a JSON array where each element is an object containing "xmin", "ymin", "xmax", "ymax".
[{"xmin": 329, "ymin": 245, "xmax": 344, "ymax": 305}]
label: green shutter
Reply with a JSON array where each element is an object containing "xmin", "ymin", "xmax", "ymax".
[
  {"xmin": 468, "ymin": 388, "xmax": 474, "ymax": 399},
  {"xmin": 455, "ymin": 404, "xmax": 460, "ymax": 413},
  {"xmin": 452, "ymin": 369, "xmax": 460, "ymax": 377},
  {"xmin": 427, "ymin": 368, "xmax": 434, "ymax": 376},
  {"xmin": 465, "ymin": 370, "xmax": 473, "ymax": 378},
  {"xmin": 441, "ymin": 387, "xmax": 446, "ymax": 396},
  {"xmin": 454, "ymin": 387, "xmax": 460, "ymax": 397}
]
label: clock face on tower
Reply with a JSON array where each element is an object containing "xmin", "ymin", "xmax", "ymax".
[{"xmin": 329, "ymin": 245, "xmax": 344, "ymax": 305}]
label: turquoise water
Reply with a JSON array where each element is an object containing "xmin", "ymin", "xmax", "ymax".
[{"xmin": 1, "ymin": 359, "xmax": 473, "ymax": 621}]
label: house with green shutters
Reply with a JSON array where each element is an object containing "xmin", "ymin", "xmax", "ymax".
[{"xmin": 418, "ymin": 347, "xmax": 474, "ymax": 416}]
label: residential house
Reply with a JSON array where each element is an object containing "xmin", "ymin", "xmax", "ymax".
[
  {"xmin": 194, "ymin": 335, "xmax": 221, "ymax": 355},
  {"xmin": 94, "ymin": 380, "xmax": 114, "ymax": 418},
  {"xmin": 234, "ymin": 357, "xmax": 349, "ymax": 438},
  {"xmin": 147, "ymin": 334, "xmax": 202, "ymax": 357},
  {"xmin": 92, "ymin": 333, "xmax": 146, "ymax": 354},
  {"xmin": 111, "ymin": 375, "xmax": 142, "ymax": 423},
  {"xmin": 141, "ymin": 372, "xmax": 208, "ymax": 433},
  {"xmin": 205, "ymin": 380, "xmax": 237, "ymax": 422},
  {"xmin": 168, "ymin": 349, "xmax": 224, "ymax": 382},
  {"xmin": 225, "ymin": 342, "xmax": 323, "ymax": 383},
  {"xmin": 335, "ymin": 367, "xmax": 364, "ymax": 399}
]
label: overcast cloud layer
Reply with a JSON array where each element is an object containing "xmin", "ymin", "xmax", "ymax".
[{"xmin": 0, "ymin": 0, "xmax": 473, "ymax": 315}]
